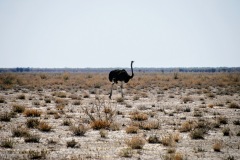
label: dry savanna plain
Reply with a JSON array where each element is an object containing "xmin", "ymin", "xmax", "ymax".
[{"xmin": 0, "ymin": 72, "xmax": 240, "ymax": 160}]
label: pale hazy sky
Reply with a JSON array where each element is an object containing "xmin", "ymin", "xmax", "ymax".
[{"xmin": 0, "ymin": 0, "xmax": 239, "ymax": 68}]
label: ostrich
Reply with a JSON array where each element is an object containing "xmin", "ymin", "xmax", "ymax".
[{"xmin": 109, "ymin": 61, "xmax": 134, "ymax": 99}]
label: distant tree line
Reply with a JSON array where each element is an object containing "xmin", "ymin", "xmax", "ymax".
[{"xmin": 0, "ymin": 67, "xmax": 239, "ymax": 73}]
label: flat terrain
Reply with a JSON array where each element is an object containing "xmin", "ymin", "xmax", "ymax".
[{"xmin": 0, "ymin": 72, "xmax": 240, "ymax": 160}]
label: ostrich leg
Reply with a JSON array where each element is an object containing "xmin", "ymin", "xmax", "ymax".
[
  {"xmin": 121, "ymin": 81, "xmax": 124, "ymax": 98},
  {"xmin": 109, "ymin": 82, "xmax": 114, "ymax": 99}
]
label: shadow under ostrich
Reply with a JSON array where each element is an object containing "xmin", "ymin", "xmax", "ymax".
[{"xmin": 108, "ymin": 61, "xmax": 134, "ymax": 99}]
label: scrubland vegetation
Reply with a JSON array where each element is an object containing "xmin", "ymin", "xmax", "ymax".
[{"xmin": 0, "ymin": 72, "xmax": 239, "ymax": 159}]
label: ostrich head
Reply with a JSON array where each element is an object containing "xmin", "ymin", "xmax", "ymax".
[{"xmin": 130, "ymin": 61, "xmax": 134, "ymax": 78}]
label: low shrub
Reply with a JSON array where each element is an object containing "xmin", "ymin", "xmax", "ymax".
[
  {"xmin": 12, "ymin": 126, "xmax": 30, "ymax": 137},
  {"xmin": 207, "ymin": 92, "xmax": 215, "ymax": 98},
  {"xmin": 182, "ymin": 96, "xmax": 193, "ymax": 103},
  {"xmin": 71, "ymin": 124, "xmax": 88, "ymax": 136},
  {"xmin": 179, "ymin": 120, "xmax": 195, "ymax": 132},
  {"xmin": 116, "ymin": 97, "xmax": 124, "ymax": 103},
  {"xmin": 1, "ymin": 138, "xmax": 14, "ymax": 148},
  {"xmin": 119, "ymin": 148, "xmax": 133, "ymax": 158},
  {"xmin": 140, "ymin": 120, "xmax": 160, "ymax": 130},
  {"xmin": 190, "ymin": 129, "xmax": 205, "ymax": 139},
  {"xmin": 212, "ymin": 140, "xmax": 223, "ymax": 152},
  {"xmin": 90, "ymin": 120, "xmax": 110, "ymax": 130},
  {"xmin": 0, "ymin": 96, "xmax": 5, "ymax": 103},
  {"xmin": 217, "ymin": 116, "xmax": 228, "ymax": 124},
  {"xmin": 24, "ymin": 109, "xmax": 41, "ymax": 117},
  {"xmin": 28, "ymin": 149, "xmax": 48, "ymax": 160},
  {"xmin": 130, "ymin": 111, "xmax": 148, "ymax": 121},
  {"xmin": 38, "ymin": 121, "xmax": 52, "ymax": 132},
  {"xmin": 99, "ymin": 129, "xmax": 108, "ymax": 138},
  {"xmin": 53, "ymin": 91, "xmax": 67, "ymax": 98},
  {"xmin": 66, "ymin": 139, "xmax": 78, "ymax": 148},
  {"xmin": 62, "ymin": 119, "xmax": 72, "ymax": 126},
  {"xmin": 126, "ymin": 136, "xmax": 145, "ymax": 149},
  {"xmin": 126, "ymin": 125, "xmax": 139, "ymax": 134},
  {"xmin": 164, "ymin": 152, "xmax": 183, "ymax": 160},
  {"xmin": 44, "ymin": 98, "xmax": 51, "ymax": 103},
  {"xmin": 0, "ymin": 112, "xmax": 12, "ymax": 122},
  {"xmin": 222, "ymin": 127, "xmax": 230, "ymax": 136},
  {"xmin": 148, "ymin": 135, "xmax": 160, "ymax": 143},
  {"xmin": 172, "ymin": 132, "xmax": 181, "ymax": 143},
  {"xmin": 12, "ymin": 104, "xmax": 25, "ymax": 113},
  {"xmin": 110, "ymin": 122, "xmax": 120, "ymax": 131},
  {"xmin": 236, "ymin": 131, "xmax": 240, "ymax": 136},
  {"xmin": 24, "ymin": 134, "xmax": 40, "ymax": 143},
  {"xmin": 72, "ymin": 100, "xmax": 81, "ymax": 105},
  {"xmin": 228, "ymin": 102, "xmax": 240, "ymax": 109},
  {"xmin": 26, "ymin": 118, "xmax": 40, "ymax": 128},
  {"xmin": 233, "ymin": 120, "xmax": 240, "ymax": 125},
  {"xmin": 161, "ymin": 135, "xmax": 175, "ymax": 147},
  {"xmin": 83, "ymin": 98, "xmax": 115, "ymax": 130},
  {"xmin": 17, "ymin": 94, "xmax": 25, "ymax": 100}
]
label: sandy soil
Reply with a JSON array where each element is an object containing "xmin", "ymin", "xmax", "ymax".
[{"xmin": 0, "ymin": 73, "xmax": 240, "ymax": 160}]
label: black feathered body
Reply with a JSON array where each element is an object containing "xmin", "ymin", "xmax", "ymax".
[{"xmin": 109, "ymin": 69, "xmax": 131, "ymax": 83}]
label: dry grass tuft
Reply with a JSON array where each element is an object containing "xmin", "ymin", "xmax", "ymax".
[
  {"xmin": 17, "ymin": 94, "xmax": 25, "ymax": 100},
  {"xmin": 70, "ymin": 124, "xmax": 88, "ymax": 136},
  {"xmin": 161, "ymin": 134, "xmax": 175, "ymax": 147},
  {"xmin": 116, "ymin": 97, "xmax": 124, "ymax": 103},
  {"xmin": 130, "ymin": 111, "xmax": 148, "ymax": 121},
  {"xmin": 37, "ymin": 121, "xmax": 52, "ymax": 132},
  {"xmin": 222, "ymin": 127, "xmax": 230, "ymax": 136},
  {"xmin": 62, "ymin": 119, "xmax": 72, "ymax": 126},
  {"xmin": 83, "ymin": 92, "xmax": 90, "ymax": 98},
  {"xmin": 72, "ymin": 100, "xmax": 81, "ymax": 105},
  {"xmin": 212, "ymin": 140, "xmax": 223, "ymax": 152},
  {"xmin": 126, "ymin": 136, "xmax": 146, "ymax": 149},
  {"xmin": 0, "ymin": 96, "xmax": 5, "ymax": 103},
  {"xmin": 24, "ymin": 109, "xmax": 42, "ymax": 117},
  {"xmin": 28, "ymin": 149, "xmax": 48, "ymax": 160},
  {"xmin": 179, "ymin": 120, "xmax": 195, "ymax": 132},
  {"xmin": 172, "ymin": 132, "xmax": 181, "ymax": 143},
  {"xmin": 12, "ymin": 126, "xmax": 30, "ymax": 137},
  {"xmin": 190, "ymin": 129, "xmax": 205, "ymax": 139},
  {"xmin": 140, "ymin": 120, "xmax": 160, "ymax": 130},
  {"xmin": 99, "ymin": 129, "xmax": 108, "ymax": 138},
  {"xmin": 12, "ymin": 104, "xmax": 26, "ymax": 113},
  {"xmin": 126, "ymin": 125, "xmax": 139, "ymax": 134},
  {"xmin": 0, "ymin": 112, "xmax": 12, "ymax": 122},
  {"xmin": 228, "ymin": 102, "xmax": 240, "ymax": 109},
  {"xmin": 164, "ymin": 152, "xmax": 184, "ymax": 160},
  {"xmin": 91, "ymin": 120, "xmax": 111, "ymax": 130},
  {"xmin": 207, "ymin": 92, "xmax": 215, "ymax": 98},
  {"xmin": 148, "ymin": 135, "xmax": 160, "ymax": 143},
  {"xmin": 24, "ymin": 134, "xmax": 40, "ymax": 143},
  {"xmin": 217, "ymin": 116, "xmax": 228, "ymax": 125},
  {"xmin": 119, "ymin": 147, "xmax": 133, "ymax": 158},
  {"xmin": 26, "ymin": 118, "xmax": 40, "ymax": 128},
  {"xmin": 55, "ymin": 98, "xmax": 68, "ymax": 107},
  {"xmin": 182, "ymin": 96, "xmax": 193, "ymax": 103},
  {"xmin": 66, "ymin": 139, "xmax": 78, "ymax": 148},
  {"xmin": 53, "ymin": 91, "xmax": 67, "ymax": 98},
  {"xmin": 110, "ymin": 122, "xmax": 121, "ymax": 131},
  {"xmin": 1, "ymin": 138, "xmax": 14, "ymax": 148},
  {"xmin": 44, "ymin": 98, "xmax": 51, "ymax": 103}
]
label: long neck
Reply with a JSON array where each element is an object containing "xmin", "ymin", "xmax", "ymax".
[{"xmin": 130, "ymin": 62, "xmax": 134, "ymax": 78}]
